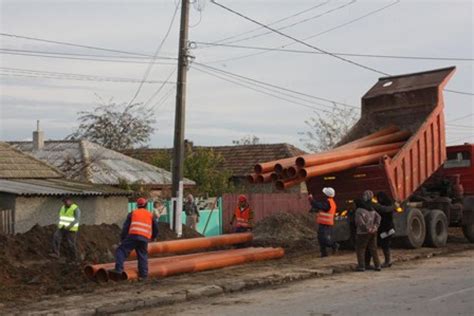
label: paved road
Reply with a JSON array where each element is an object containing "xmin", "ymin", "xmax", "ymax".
[{"xmin": 133, "ymin": 250, "xmax": 474, "ymax": 316}]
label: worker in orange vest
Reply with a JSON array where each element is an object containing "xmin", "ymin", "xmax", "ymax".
[
  {"xmin": 230, "ymin": 195, "xmax": 254, "ymax": 233},
  {"xmin": 309, "ymin": 187, "xmax": 339, "ymax": 257},
  {"xmin": 110, "ymin": 198, "xmax": 159, "ymax": 280}
]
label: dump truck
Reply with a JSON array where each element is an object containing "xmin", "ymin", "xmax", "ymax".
[{"xmin": 306, "ymin": 66, "xmax": 474, "ymax": 248}]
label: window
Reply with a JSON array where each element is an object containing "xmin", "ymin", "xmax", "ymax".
[{"xmin": 444, "ymin": 151, "xmax": 471, "ymax": 169}]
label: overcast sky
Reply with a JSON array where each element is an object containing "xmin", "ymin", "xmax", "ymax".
[{"xmin": 0, "ymin": 0, "xmax": 472, "ymax": 150}]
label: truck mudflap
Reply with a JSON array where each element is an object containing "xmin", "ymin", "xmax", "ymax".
[{"xmin": 333, "ymin": 217, "xmax": 352, "ymax": 242}]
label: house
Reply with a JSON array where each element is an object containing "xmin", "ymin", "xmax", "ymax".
[
  {"xmin": 0, "ymin": 142, "xmax": 131, "ymax": 234},
  {"xmin": 123, "ymin": 142, "xmax": 308, "ymax": 193},
  {"xmin": 10, "ymin": 125, "xmax": 195, "ymax": 198}
]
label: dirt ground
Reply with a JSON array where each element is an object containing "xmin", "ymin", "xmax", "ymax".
[
  {"xmin": 0, "ymin": 213, "xmax": 471, "ymax": 307},
  {"xmin": 0, "ymin": 223, "xmax": 202, "ymax": 303}
]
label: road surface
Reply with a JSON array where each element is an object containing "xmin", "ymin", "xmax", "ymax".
[{"xmin": 129, "ymin": 250, "xmax": 474, "ymax": 316}]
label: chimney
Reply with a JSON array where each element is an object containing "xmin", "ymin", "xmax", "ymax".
[{"xmin": 33, "ymin": 120, "xmax": 44, "ymax": 151}]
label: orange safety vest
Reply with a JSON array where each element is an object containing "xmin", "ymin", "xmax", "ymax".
[
  {"xmin": 234, "ymin": 206, "xmax": 251, "ymax": 228},
  {"xmin": 316, "ymin": 198, "xmax": 337, "ymax": 226},
  {"xmin": 128, "ymin": 208, "xmax": 153, "ymax": 239}
]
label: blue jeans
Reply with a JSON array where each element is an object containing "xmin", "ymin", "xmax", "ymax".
[
  {"xmin": 318, "ymin": 224, "xmax": 337, "ymax": 257},
  {"xmin": 115, "ymin": 236, "xmax": 149, "ymax": 278}
]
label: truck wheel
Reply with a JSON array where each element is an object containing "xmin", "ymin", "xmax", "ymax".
[
  {"xmin": 424, "ymin": 210, "xmax": 448, "ymax": 248},
  {"xmin": 462, "ymin": 224, "xmax": 474, "ymax": 243},
  {"xmin": 402, "ymin": 208, "xmax": 426, "ymax": 249}
]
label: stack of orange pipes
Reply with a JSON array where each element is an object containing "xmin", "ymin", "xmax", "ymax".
[
  {"xmin": 250, "ymin": 125, "xmax": 411, "ymax": 190},
  {"xmin": 84, "ymin": 233, "xmax": 284, "ymax": 282}
]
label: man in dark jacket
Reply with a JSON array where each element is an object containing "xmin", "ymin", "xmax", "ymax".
[
  {"xmin": 363, "ymin": 190, "xmax": 398, "ymax": 268},
  {"xmin": 110, "ymin": 198, "xmax": 159, "ymax": 280},
  {"xmin": 309, "ymin": 187, "xmax": 339, "ymax": 257}
]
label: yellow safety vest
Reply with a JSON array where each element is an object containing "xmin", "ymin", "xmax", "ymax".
[{"xmin": 58, "ymin": 204, "xmax": 79, "ymax": 232}]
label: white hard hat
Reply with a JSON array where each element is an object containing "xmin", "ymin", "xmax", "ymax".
[{"xmin": 322, "ymin": 187, "xmax": 335, "ymax": 198}]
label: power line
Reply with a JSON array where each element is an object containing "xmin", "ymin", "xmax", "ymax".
[
  {"xmin": 205, "ymin": 0, "xmax": 399, "ymax": 65},
  {"xmin": 0, "ymin": 48, "xmax": 176, "ymax": 60},
  {"xmin": 0, "ymin": 67, "xmax": 176, "ymax": 84},
  {"xmin": 127, "ymin": 1, "xmax": 180, "ymax": 106},
  {"xmin": 193, "ymin": 41, "xmax": 474, "ymax": 62},
  {"xmin": 0, "ymin": 50, "xmax": 177, "ymax": 65},
  {"xmin": 144, "ymin": 69, "xmax": 177, "ymax": 107},
  {"xmin": 210, "ymin": 0, "xmax": 388, "ymax": 75},
  {"xmin": 208, "ymin": 0, "xmax": 332, "ymax": 45},
  {"xmin": 222, "ymin": 0, "xmax": 356, "ymax": 46},
  {"xmin": 0, "ymin": 32, "xmax": 158, "ymax": 58},
  {"xmin": 194, "ymin": 62, "xmax": 358, "ymax": 109},
  {"xmin": 192, "ymin": 66, "xmax": 336, "ymax": 115},
  {"xmin": 447, "ymin": 113, "xmax": 474, "ymax": 123},
  {"xmin": 445, "ymin": 89, "xmax": 474, "ymax": 96}
]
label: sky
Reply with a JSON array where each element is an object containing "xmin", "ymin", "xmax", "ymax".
[{"xmin": 0, "ymin": 0, "xmax": 473, "ymax": 150}]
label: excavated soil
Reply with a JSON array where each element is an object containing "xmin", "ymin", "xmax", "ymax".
[
  {"xmin": 252, "ymin": 213, "xmax": 319, "ymax": 253},
  {"xmin": 0, "ymin": 223, "xmax": 202, "ymax": 303}
]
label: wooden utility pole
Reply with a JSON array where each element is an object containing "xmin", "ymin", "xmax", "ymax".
[{"xmin": 171, "ymin": 0, "xmax": 190, "ymax": 232}]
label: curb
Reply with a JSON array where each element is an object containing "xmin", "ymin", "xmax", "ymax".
[{"xmin": 9, "ymin": 245, "xmax": 474, "ymax": 315}]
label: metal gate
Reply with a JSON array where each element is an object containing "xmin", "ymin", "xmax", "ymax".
[{"xmin": 0, "ymin": 209, "xmax": 14, "ymax": 235}]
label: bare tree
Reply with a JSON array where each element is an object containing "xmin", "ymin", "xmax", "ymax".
[
  {"xmin": 69, "ymin": 98, "xmax": 156, "ymax": 151},
  {"xmin": 232, "ymin": 135, "xmax": 260, "ymax": 145},
  {"xmin": 299, "ymin": 104, "xmax": 358, "ymax": 152}
]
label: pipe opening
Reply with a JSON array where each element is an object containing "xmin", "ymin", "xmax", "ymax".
[
  {"xmin": 84, "ymin": 265, "xmax": 95, "ymax": 280},
  {"xmin": 254, "ymin": 164, "xmax": 263, "ymax": 174},
  {"xmin": 295, "ymin": 157, "xmax": 305, "ymax": 168},
  {"xmin": 95, "ymin": 268, "xmax": 109, "ymax": 283},
  {"xmin": 274, "ymin": 164, "xmax": 283, "ymax": 174}
]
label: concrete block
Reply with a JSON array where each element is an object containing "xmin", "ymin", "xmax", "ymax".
[
  {"xmin": 220, "ymin": 281, "xmax": 246, "ymax": 293},
  {"xmin": 96, "ymin": 300, "xmax": 144, "ymax": 315},
  {"xmin": 143, "ymin": 293, "xmax": 186, "ymax": 308}
]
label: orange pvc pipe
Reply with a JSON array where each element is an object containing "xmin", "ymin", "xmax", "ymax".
[
  {"xmin": 296, "ymin": 142, "xmax": 404, "ymax": 168},
  {"xmin": 287, "ymin": 166, "xmax": 299, "ymax": 178},
  {"xmin": 298, "ymin": 148, "xmax": 399, "ymax": 178},
  {"xmin": 270, "ymin": 172, "xmax": 280, "ymax": 182},
  {"xmin": 336, "ymin": 125, "xmax": 400, "ymax": 150},
  {"xmin": 275, "ymin": 178, "xmax": 305, "ymax": 190},
  {"xmin": 256, "ymin": 172, "xmax": 273, "ymax": 183},
  {"xmin": 89, "ymin": 251, "xmax": 214, "ymax": 282},
  {"xmin": 129, "ymin": 232, "xmax": 253, "ymax": 259},
  {"xmin": 247, "ymin": 174, "xmax": 258, "ymax": 183},
  {"xmin": 254, "ymin": 157, "xmax": 295, "ymax": 174},
  {"xmin": 118, "ymin": 247, "xmax": 285, "ymax": 281},
  {"xmin": 349, "ymin": 130, "xmax": 411, "ymax": 149}
]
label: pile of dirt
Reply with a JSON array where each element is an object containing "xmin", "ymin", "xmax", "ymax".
[
  {"xmin": 252, "ymin": 212, "xmax": 318, "ymax": 252},
  {"xmin": 0, "ymin": 223, "xmax": 202, "ymax": 304}
]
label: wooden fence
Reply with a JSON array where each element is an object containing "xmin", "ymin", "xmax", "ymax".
[
  {"xmin": 0, "ymin": 209, "xmax": 14, "ymax": 235},
  {"xmin": 222, "ymin": 193, "xmax": 309, "ymax": 233}
]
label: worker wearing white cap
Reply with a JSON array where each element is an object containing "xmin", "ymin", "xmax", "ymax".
[{"xmin": 308, "ymin": 187, "xmax": 339, "ymax": 257}]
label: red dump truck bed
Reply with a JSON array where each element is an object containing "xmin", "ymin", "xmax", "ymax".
[{"xmin": 306, "ymin": 67, "xmax": 456, "ymax": 210}]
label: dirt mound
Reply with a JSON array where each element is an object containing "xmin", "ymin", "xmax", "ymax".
[
  {"xmin": 252, "ymin": 212, "xmax": 318, "ymax": 252},
  {"xmin": 0, "ymin": 222, "xmax": 202, "ymax": 304}
]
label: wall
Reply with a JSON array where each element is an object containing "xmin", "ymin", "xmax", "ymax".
[
  {"xmin": 13, "ymin": 195, "xmax": 128, "ymax": 233},
  {"xmin": 222, "ymin": 193, "xmax": 310, "ymax": 233}
]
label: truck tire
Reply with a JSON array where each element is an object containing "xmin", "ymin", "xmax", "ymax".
[
  {"xmin": 424, "ymin": 210, "xmax": 448, "ymax": 248},
  {"xmin": 402, "ymin": 208, "xmax": 426, "ymax": 249},
  {"xmin": 462, "ymin": 224, "xmax": 474, "ymax": 243},
  {"xmin": 462, "ymin": 196, "xmax": 474, "ymax": 243}
]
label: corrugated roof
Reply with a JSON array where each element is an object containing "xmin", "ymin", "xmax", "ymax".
[
  {"xmin": 10, "ymin": 140, "xmax": 195, "ymax": 187},
  {"xmin": 123, "ymin": 143, "xmax": 307, "ymax": 177},
  {"xmin": 0, "ymin": 178, "xmax": 131, "ymax": 196},
  {"xmin": 0, "ymin": 142, "xmax": 63, "ymax": 179}
]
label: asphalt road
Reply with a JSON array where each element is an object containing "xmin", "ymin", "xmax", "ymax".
[{"xmin": 133, "ymin": 250, "xmax": 474, "ymax": 316}]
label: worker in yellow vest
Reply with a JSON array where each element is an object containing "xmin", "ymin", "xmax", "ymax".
[
  {"xmin": 309, "ymin": 187, "xmax": 339, "ymax": 258},
  {"xmin": 50, "ymin": 196, "xmax": 81, "ymax": 261}
]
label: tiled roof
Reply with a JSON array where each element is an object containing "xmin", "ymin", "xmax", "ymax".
[
  {"xmin": 10, "ymin": 140, "xmax": 195, "ymax": 187},
  {"xmin": 123, "ymin": 143, "xmax": 307, "ymax": 177},
  {"xmin": 0, "ymin": 178, "xmax": 131, "ymax": 196},
  {"xmin": 0, "ymin": 142, "xmax": 62, "ymax": 179}
]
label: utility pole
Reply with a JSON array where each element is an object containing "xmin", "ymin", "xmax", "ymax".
[{"xmin": 171, "ymin": 0, "xmax": 190, "ymax": 234}]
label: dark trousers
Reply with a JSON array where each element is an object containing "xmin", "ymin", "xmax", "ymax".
[
  {"xmin": 356, "ymin": 233, "xmax": 380, "ymax": 269},
  {"xmin": 318, "ymin": 224, "xmax": 337, "ymax": 257},
  {"xmin": 365, "ymin": 235, "xmax": 392, "ymax": 266},
  {"xmin": 52, "ymin": 228, "xmax": 78, "ymax": 260},
  {"xmin": 115, "ymin": 236, "xmax": 149, "ymax": 278}
]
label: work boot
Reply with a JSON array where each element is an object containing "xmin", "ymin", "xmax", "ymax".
[
  {"xmin": 374, "ymin": 266, "xmax": 382, "ymax": 272},
  {"xmin": 356, "ymin": 266, "xmax": 365, "ymax": 272},
  {"xmin": 108, "ymin": 269, "xmax": 123, "ymax": 281},
  {"xmin": 382, "ymin": 249, "xmax": 392, "ymax": 268},
  {"xmin": 48, "ymin": 252, "xmax": 59, "ymax": 259},
  {"xmin": 332, "ymin": 243, "xmax": 340, "ymax": 255}
]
